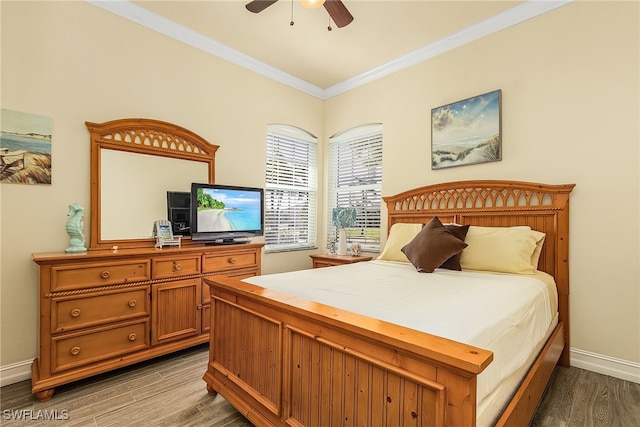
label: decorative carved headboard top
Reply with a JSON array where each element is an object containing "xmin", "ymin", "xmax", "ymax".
[
  {"xmin": 384, "ymin": 180, "xmax": 574, "ymax": 216},
  {"xmin": 383, "ymin": 179, "xmax": 575, "ymax": 291}
]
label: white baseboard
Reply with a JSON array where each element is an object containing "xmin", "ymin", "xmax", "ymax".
[
  {"xmin": 0, "ymin": 359, "xmax": 32, "ymax": 387},
  {"xmin": 571, "ymin": 347, "xmax": 640, "ymax": 384},
  {"xmin": 2, "ymin": 348, "xmax": 639, "ymax": 388}
]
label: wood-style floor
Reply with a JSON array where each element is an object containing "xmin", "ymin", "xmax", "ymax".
[{"xmin": 2, "ymin": 344, "xmax": 638, "ymax": 426}]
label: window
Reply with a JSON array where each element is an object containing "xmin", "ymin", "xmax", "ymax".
[
  {"xmin": 327, "ymin": 124, "xmax": 383, "ymax": 252},
  {"xmin": 265, "ymin": 124, "xmax": 318, "ymax": 252}
]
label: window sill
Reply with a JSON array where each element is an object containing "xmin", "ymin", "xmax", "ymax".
[{"xmin": 265, "ymin": 246, "xmax": 318, "ymax": 254}]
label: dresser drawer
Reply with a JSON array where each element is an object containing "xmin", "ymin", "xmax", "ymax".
[
  {"xmin": 152, "ymin": 255, "xmax": 201, "ymax": 279},
  {"xmin": 202, "ymin": 251, "xmax": 258, "ymax": 273},
  {"xmin": 51, "ymin": 259, "xmax": 151, "ymax": 292},
  {"xmin": 51, "ymin": 286, "xmax": 150, "ymax": 333},
  {"xmin": 51, "ymin": 320, "xmax": 149, "ymax": 373}
]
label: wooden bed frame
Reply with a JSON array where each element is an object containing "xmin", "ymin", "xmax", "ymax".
[{"xmin": 203, "ymin": 180, "xmax": 575, "ymax": 426}]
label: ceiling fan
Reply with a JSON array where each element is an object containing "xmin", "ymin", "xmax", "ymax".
[{"xmin": 246, "ymin": 0, "xmax": 354, "ymax": 28}]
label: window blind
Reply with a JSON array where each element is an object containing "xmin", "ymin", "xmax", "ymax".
[
  {"xmin": 265, "ymin": 126, "xmax": 317, "ymax": 252},
  {"xmin": 328, "ymin": 124, "xmax": 383, "ymax": 252}
]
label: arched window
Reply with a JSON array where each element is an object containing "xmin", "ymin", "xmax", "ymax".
[
  {"xmin": 265, "ymin": 124, "xmax": 318, "ymax": 252},
  {"xmin": 327, "ymin": 123, "xmax": 383, "ymax": 252}
]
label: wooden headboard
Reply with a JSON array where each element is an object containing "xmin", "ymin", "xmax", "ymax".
[{"xmin": 383, "ymin": 180, "xmax": 575, "ymax": 365}]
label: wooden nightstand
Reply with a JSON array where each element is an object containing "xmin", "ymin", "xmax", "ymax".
[{"xmin": 310, "ymin": 253, "xmax": 373, "ymax": 268}]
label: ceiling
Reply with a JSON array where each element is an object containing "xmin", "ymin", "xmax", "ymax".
[{"xmin": 88, "ymin": 0, "xmax": 572, "ymax": 99}]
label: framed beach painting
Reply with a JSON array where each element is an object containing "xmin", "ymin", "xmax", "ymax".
[
  {"xmin": 431, "ymin": 89, "xmax": 501, "ymax": 170},
  {"xmin": 0, "ymin": 109, "xmax": 52, "ymax": 184}
]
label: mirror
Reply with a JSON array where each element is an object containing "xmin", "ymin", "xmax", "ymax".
[
  {"xmin": 87, "ymin": 118, "xmax": 218, "ymax": 249},
  {"xmin": 100, "ymin": 149, "xmax": 208, "ymax": 240}
]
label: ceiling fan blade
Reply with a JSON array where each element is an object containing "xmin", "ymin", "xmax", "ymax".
[
  {"xmin": 246, "ymin": 0, "xmax": 279, "ymax": 14},
  {"xmin": 323, "ymin": 0, "xmax": 353, "ymax": 28}
]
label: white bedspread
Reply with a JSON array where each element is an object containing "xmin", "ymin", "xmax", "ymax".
[{"xmin": 244, "ymin": 260, "xmax": 558, "ymax": 426}]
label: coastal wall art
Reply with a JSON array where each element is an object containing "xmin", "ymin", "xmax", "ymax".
[
  {"xmin": 431, "ymin": 89, "xmax": 502, "ymax": 170},
  {"xmin": 0, "ymin": 109, "xmax": 52, "ymax": 184}
]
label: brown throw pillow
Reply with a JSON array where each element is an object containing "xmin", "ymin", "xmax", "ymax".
[
  {"xmin": 401, "ymin": 217, "xmax": 468, "ymax": 273},
  {"xmin": 440, "ymin": 224, "xmax": 470, "ymax": 271}
]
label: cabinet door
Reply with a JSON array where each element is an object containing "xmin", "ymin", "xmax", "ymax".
[{"xmin": 151, "ymin": 278, "xmax": 202, "ymax": 345}]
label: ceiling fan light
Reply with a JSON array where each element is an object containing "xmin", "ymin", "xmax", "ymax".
[{"xmin": 299, "ymin": 0, "xmax": 325, "ymax": 9}]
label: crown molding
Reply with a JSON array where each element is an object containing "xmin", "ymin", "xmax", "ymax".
[
  {"xmin": 324, "ymin": 0, "xmax": 574, "ymax": 99},
  {"xmin": 86, "ymin": 0, "xmax": 326, "ymax": 99},
  {"xmin": 86, "ymin": 0, "xmax": 573, "ymax": 100}
]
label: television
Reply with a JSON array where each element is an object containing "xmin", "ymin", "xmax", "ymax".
[{"xmin": 190, "ymin": 182, "xmax": 264, "ymax": 245}]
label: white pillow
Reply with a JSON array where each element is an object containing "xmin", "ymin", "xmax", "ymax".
[
  {"xmin": 377, "ymin": 223, "xmax": 422, "ymax": 263},
  {"xmin": 460, "ymin": 226, "xmax": 540, "ymax": 274}
]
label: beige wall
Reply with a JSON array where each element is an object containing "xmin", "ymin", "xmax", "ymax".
[
  {"xmin": 325, "ymin": 1, "xmax": 640, "ymax": 364},
  {"xmin": 1, "ymin": 0, "xmax": 638, "ymax": 377},
  {"xmin": 0, "ymin": 1, "xmax": 322, "ymax": 366}
]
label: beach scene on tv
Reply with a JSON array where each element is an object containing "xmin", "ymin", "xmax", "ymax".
[{"xmin": 196, "ymin": 188, "xmax": 262, "ymax": 232}]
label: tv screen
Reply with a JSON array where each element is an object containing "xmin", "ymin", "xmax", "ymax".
[{"xmin": 190, "ymin": 183, "xmax": 264, "ymax": 244}]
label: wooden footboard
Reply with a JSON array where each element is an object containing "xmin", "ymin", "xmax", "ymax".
[{"xmin": 203, "ymin": 275, "xmax": 494, "ymax": 427}]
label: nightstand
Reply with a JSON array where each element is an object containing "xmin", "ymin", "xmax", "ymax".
[{"xmin": 310, "ymin": 253, "xmax": 373, "ymax": 268}]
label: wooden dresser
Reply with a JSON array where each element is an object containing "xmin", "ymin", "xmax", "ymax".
[{"xmin": 31, "ymin": 243, "xmax": 263, "ymax": 401}]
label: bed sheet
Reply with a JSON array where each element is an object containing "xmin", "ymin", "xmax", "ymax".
[{"xmin": 244, "ymin": 260, "xmax": 558, "ymax": 426}]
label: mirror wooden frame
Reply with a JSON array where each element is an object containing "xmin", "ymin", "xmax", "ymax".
[{"xmin": 86, "ymin": 118, "xmax": 219, "ymax": 250}]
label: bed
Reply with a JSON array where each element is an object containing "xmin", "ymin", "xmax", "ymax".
[{"xmin": 202, "ymin": 180, "xmax": 575, "ymax": 426}]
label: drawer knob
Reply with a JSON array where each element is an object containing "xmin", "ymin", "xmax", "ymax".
[
  {"xmin": 70, "ymin": 346, "xmax": 81, "ymax": 356},
  {"xmin": 174, "ymin": 263, "xmax": 182, "ymax": 271},
  {"xmin": 128, "ymin": 299, "xmax": 137, "ymax": 307},
  {"xmin": 100, "ymin": 270, "xmax": 111, "ymax": 279},
  {"xmin": 70, "ymin": 308, "xmax": 81, "ymax": 318},
  {"xmin": 228, "ymin": 257, "xmax": 236, "ymax": 264},
  {"xmin": 128, "ymin": 333, "xmax": 137, "ymax": 341}
]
